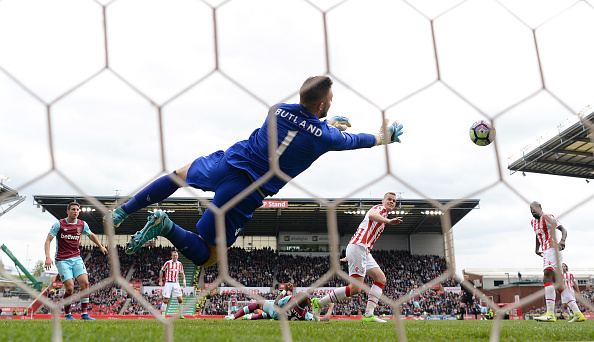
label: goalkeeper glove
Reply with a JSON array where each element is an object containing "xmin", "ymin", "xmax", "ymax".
[
  {"xmin": 327, "ymin": 116, "xmax": 351, "ymax": 131},
  {"xmin": 374, "ymin": 119, "xmax": 404, "ymax": 145}
]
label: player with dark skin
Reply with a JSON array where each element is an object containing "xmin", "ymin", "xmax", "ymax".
[
  {"xmin": 531, "ymin": 201, "xmax": 566, "ymax": 291},
  {"xmin": 530, "ymin": 201, "xmax": 567, "ymax": 322}
]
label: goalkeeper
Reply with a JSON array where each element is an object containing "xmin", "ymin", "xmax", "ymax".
[{"xmin": 108, "ymin": 75, "xmax": 404, "ymax": 269}]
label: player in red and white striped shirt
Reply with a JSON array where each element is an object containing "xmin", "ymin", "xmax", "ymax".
[
  {"xmin": 561, "ymin": 263, "xmax": 586, "ymax": 322},
  {"xmin": 530, "ymin": 201, "xmax": 567, "ymax": 322},
  {"xmin": 312, "ymin": 192, "xmax": 402, "ymax": 323},
  {"xmin": 159, "ymin": 251, "xmax": 186, "ymax": 318}
]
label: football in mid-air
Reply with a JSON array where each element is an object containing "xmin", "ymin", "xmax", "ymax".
[{"xmin": 469, "ymin": 120, "xmax": 495, "ymax": 146}]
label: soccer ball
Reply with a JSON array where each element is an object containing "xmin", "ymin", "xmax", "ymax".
[{"xmin": 469, "ymin": 120, "xmax": 495, "ymax": 146}]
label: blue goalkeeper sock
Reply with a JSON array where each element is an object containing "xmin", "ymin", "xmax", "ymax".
[
  {"xmin": 121, "ymin": 172, "xmax": 180, "ymax": 214},
  {"xmin": 165, "ymin": 222, "xmax": 210, "ymax": 266}
]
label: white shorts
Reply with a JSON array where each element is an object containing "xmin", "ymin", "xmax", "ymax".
[
  {"xmin": 542, "ymin": 248, "xmax": 562, "ymax": 271},
  {"xmin": 561, "ymin": 289, "xmax": 576, "ymax": 304},
  {"xmin": 163, "ymin": 282, "xmax": 182, "ymax": 299},
  {"xmin": 346, "ymin": 244, "xmax": 379, "ymax": 277}
]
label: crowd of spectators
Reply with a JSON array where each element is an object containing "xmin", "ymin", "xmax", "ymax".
[
  {"xmin": 276, "ymin": 254, "xmax": 346, "ymax": 287},
  {"xmin": 37, "ymin": 245, "xmax": 468, "ymax": 317},
  {"xmin": 35, "ymin": 245, "xmax": 594, "ymax": 318},
  {"xmin": 81, "ymin": 245, "xmax": 175, "ymax": 286},
  {"xmin": 202, "ymin": 247, "xmax": 276, "ymax": 287},
  {"xmin": 204, "ymin": 249, "xmax": 461, "ymax": 317}
]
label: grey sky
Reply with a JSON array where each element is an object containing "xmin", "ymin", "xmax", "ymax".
[{"xmin": 1, "ymin": 0, "xmax": 593, "ymax": 276}]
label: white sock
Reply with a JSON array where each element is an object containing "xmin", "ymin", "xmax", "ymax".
[
  {"xmin": 319, "ymin": 286, "xmax": 350, "ymax": 307},
  {"xmin": 162, "ymin": 303, "xmax": 167, "ymax": 314},
  {"xmin": 544, "ymin": 285, "xmax": 555, "ymax": 313},
  {"xmin": 569, "ymin": 302, "xmax": 581, "ymax": 314},
  {"xmin": 364, "ymin": 283, "xmax": 383, "ymax": 317}
]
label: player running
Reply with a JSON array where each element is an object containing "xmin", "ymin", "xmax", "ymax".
[
  {"xmin": 159, "ymin": 250, "xmax": 186, "ymax": 319},
  {"xmin": 561, "ymin": 263, "xmax": 586, "ymax": 322},
  {"xmin": 106, "ymin": 76, "xmax": 404, "ymax": 270},
  {"xmin": 530, "ymin": 201, "xmax": 567, "ymax": 322},
  {"xmin": 312, "ymin": 192, "xmax": 402, "ymax": 323},
  {"xmin": 44, "ymin": 202, "xmax": 107, "ymax": 320}
]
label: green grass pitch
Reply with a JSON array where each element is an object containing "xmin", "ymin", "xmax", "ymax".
[{"xmin": 1, "ymin": 319, "xmax": 594, "ymax": 342}]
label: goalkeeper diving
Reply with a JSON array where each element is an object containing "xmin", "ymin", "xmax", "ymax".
[{"xmin": 107, "ymin": 76, "xmax": 404, "ymax": 276}]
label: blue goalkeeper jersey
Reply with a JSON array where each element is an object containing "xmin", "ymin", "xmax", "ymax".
[{"xmin": 226, "ymin": 103, "xmax": 376, "ymax": 193}]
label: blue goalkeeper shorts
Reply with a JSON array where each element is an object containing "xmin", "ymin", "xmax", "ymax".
[{"xmin": 185, "ymin": 150, "xmax": 273, "ymax": 247}]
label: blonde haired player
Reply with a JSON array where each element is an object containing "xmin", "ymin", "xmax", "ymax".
[
  {"xmin": 530, "ymin": 201, "xmax": 567, "ymax": 322},
  {"xmin": 159, "ymin": 250, "xmax": 186, "ymax": 319},
  {"xmin": 561, "ymin": 263, "xmax": 586, "ymax": 322},
  {"xmin": 312, "ymin": 192, "xmax": 402, "ymax": 323}
]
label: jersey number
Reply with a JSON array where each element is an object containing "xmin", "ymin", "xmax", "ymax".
[{"xmin": 276, "ymin": 130, "xmax": 298, "ymax": 157}]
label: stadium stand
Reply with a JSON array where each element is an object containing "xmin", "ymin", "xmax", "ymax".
[{"xmin": 34, "ymin": 245, "xmax": 594, "ymax": 317}]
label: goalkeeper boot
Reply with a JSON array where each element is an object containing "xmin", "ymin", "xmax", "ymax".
[
  {"xmin": 569, "ymin": 312, "xmax": 586, "ymax": 323},
  {"xmin": 534, "ymin": 312, "xmax": 556, "ymax": 322},
  {"xmin": 362, "ymin": 315, "xmax": 387, "ymax": 323},
  {"xmin": 81, "ymin": 313, "xmax": 95, "ymax": 320},
  {"xmin": 105, "ymin": 206, "xmax": 129, "ymax": 228},
  {"xmin": 311, "ymin": 298, "xmax": 322, "ymax": 321},
  {"xmin": 125, "ymin": 210, "xmax": 172, "ymax": 255}
]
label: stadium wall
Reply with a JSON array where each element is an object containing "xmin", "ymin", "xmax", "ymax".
[
  {"xmin": 345, "ymin": 233, "xmax": 445, "ymax": 257},
  {"xmin": 410, "ymin": 233, "xmax": 445, "ymax": 257},
  {"xmin": 340, "ymin": 234, "xmax": 406, "ymax": 252}
]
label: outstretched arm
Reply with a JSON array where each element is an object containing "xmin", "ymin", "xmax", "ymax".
[
  {"xmin": 369, "ymin": 210, "xmax": 402, "ymax": 225},
  {"xmin": 319, "ymin": 303, "xmax": 335, "ymax": 322},
  {"xmin": 327, "ymin": 116, "xmax": 351, "ymax": 131},
  {"xmin": 374, "ymin": 119, "xmax": 404, "ymax": 145}
]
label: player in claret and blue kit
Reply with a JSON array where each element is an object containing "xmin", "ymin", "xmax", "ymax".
[
  {"xmin": 107, "ymin": 76, "xmax": 404, "ymax": 270},
  {"xmin": 226, "ymin": 290, "xmax": 335, "ymax": 322},
  {"xmin": 44, "ymin": 202, "xmax": 108, "ymax": 320}
]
